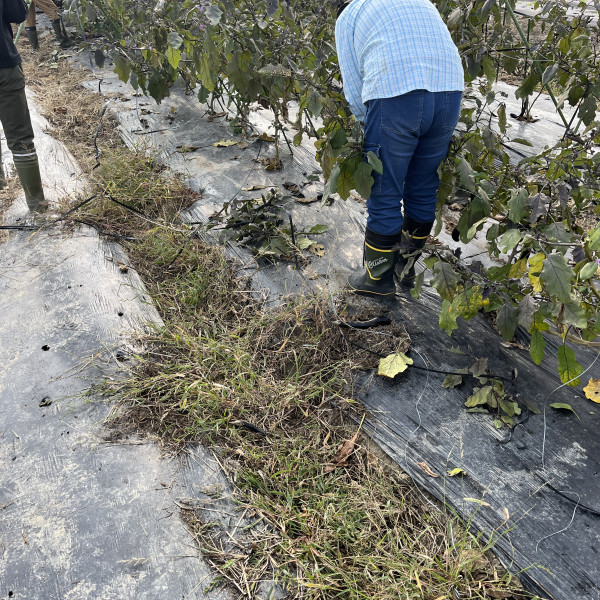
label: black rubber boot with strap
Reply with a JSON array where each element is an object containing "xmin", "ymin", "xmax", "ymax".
[
  {"xmin": 395, "ymin": 216, "xmax": 434, "ymax": 287},
  {"xmin": 347, "ymin": 227, "xmax": 400, "ymax": 297}
]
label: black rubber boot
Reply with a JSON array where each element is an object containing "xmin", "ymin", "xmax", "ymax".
[
  {"xmin": 25, "ymin": 27, "xmax": 39, "ymax": 50},
  {"xmin": 395, "ymin": 217, "xmax": 434, "ymax": 287},
  {"xmin": 13, "ymin": 150, "xmax": 47, "ymax": 212},
  {"xmin": 51, "ymin": 18, "xmax": 75, "ymax": 48},
  {"xmin": 347, "ymin": 227, "xmax": 400, "ymax": 297}
]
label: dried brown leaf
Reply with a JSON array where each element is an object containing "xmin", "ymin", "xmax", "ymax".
[{"xmin": 417, "ymin": 461, "xmax": 439, "ymax": 478}]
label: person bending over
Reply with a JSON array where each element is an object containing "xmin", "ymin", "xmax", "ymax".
[
  {"xmin": 0, "ymin": 0, "xmax": 46, "ymax": 211},
  {"xmin": 335, "ymin": 0, "xmax": 463, "ymax": 297}
]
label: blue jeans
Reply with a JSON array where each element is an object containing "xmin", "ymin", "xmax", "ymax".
[{"xmin": 364, "ymin": 90, "xmax": 462, "ymax": 236}]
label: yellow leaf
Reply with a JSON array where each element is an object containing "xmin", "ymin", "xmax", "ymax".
[
  {"xmin": 447, "ymin": 468, "xmax": 466, "ymax": 477},
  {"xmin": 308, "ymin": 243, "xmax": 325, "ymax": 257},
  {"xmin": 509, "ymin": 258, "xmax": 528, "ymax": 279},
  {"xmin": 528, "ymin": 252, "xmax": 545, "ymax": 274},
  {"xmin": 583, "ymin": 378, "xmax": 600, "ymax": 403},
  {"xmin": 529, "ymin": 273, "xmax": 543, "ymax": 293},
  {"xmin": 241, "ymin": 184, "xmax": 266, "ymax": 191},
  {"xmin": 257, "ymin": 132, "xmax": 276, "ymax": 142},
  {"xmin": 213, "ymin": 139, "xmax": 238, "ymax": 147},
  {"xmin": 378, "ymin": 352, "xmax": 413, "ymax": 378}
]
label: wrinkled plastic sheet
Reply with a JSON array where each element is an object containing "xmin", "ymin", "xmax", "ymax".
[
  {"xmin": 77, "ymin": 59, "xmax": 600, "ymax": 600},
  {"xmin": 0, "ymin": 90, "xmax": 252, "ymax": 600}
]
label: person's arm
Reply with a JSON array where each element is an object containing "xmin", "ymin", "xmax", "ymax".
[
  {"xmin": 4, "ymin": 0, "xmax": 29, "ymax": 25},
  {"xmin": 335, "ymin": 14, "xmax": 366, "ymax": 122}
]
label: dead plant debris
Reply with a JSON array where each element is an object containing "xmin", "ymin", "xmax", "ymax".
[{"xmin": 6, "ymin": 45, "xmax": 540, "ymax": 600}]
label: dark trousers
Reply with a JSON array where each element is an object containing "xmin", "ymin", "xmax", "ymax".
[
  {"xmin": 0, "ymin": 64, "xmax": 46, "ymax": 209},
  {"xmin": 0, "ymin": 64, "xmax": 36, "ymax": 154}
]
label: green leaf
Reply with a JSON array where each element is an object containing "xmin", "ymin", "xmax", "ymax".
[
  {"xmin": 498, "ymin": 103, "xmax": 507, "ymax": 134},
  {"xmin": 502, "ymin": 53, "xmax": 519, "ymax": 75},
  {"xmin": 588, "ymin": 223, "xmax": 600, "ymax": 251},
  {"xmin": 167, "ymin": 31, "xmax": 183, "ymax": 49},
  {"xmin": 148, "ymin": 74, "xmax": 170, "ymax": 104},
  {"xmin": 165, "ymin": 47, "xmax": 181, "ymax": 70},
  {"xmin": 470, "ymin": 357, "xmax": 488, "ymax": 377},
  {"xmin": 496, "ymin": 303, "xmax": 519, "ymax": 341},
  {"xmin": 517, "ymin": 295, "xmax": 536, "ymax": 330},
  {"xmin": 199, "ymin": 55, "xmax": 217, "ymax": 92},
  {"xmin": 579, "ymin": 261, "xmax": 598, "ymax": 280},
  {"xmin": 439, "ymin": 299, "xmax": 458, "ymax": 336},
  {"xmin": 431, "ymin": 262, "xmax": 460, "ymax": 302},
  {"xmin": 410, "ymin": 271, "xmax": 424, "ymax": 300},
  {"xmin": 578, "ymin": 95, "xmax": 596, "ymax": 127},
  {"xmin": 307, "ymin": 90, "xmax": 324, "ymax": 118},
  {"xmin": 465, "ymin": 386, "xmax": 498, "ymax": 408},
  {"xmin": 542, "ymin": 64, "xmax": 559, "ymax": 86},
  {"xmin": 378, "ymin": 352, "xmax": 413, "ymax": 378},
  {"xmin": 457, "ymin": 156, "xmax": 476, "ymax": 193},
  {"xmin": 113, "ymin": 56, "xmax": 131, "ymax": 84},
  {"xmin": 512, "ymin": 138, "xmax": 533, "ymax": 147},
  {"xmin": 353, "ymin": 162, "xmax": 374, "ymax": 199},
  {"xmin": 530, "ymin": 329, "xmax": 545, "ymax": 365},
  {"xmin": 515, "ymin": 72, "xmax": 539, "ymax": 100},
  {"xmin": 322, "ymin": 164, "xmax": 340, "ymax": 203},
  {"xmin": 94, "ymin": 48, "xmax": 105, "ymax": 69},
  {"xmin": 295, "ymin": 236, "xmax": 314, "ymax": 250},
  {"xmin": 442, "ymin": 374, "xmax": 463, "ymax": 388},
  {"xmin": 308, "ymin": 224, "xmax": 328, "ymax": 234},
  {"xmin": 549, "ymin": 402, "xmax": 578, "ymax": 417},
  {"xmin": 561, "ymin": 300, "xmax": 588, "ymax": 329},
  {"xmin": 540, "ymin": 254, "xmax": 575, "ymax": 302},
  {"xmin": 329, "ymin": 128, "xmax": 347, "ymax": 150},
  {"xmin": 557, "ymin": 345, "xmax": 583, "ymax": 386},
  {"xmin": 205, "ymin": 4, "xmax": 223, "ymax": 25},
  {"xmin": 500, "ymin": 228, "xmax": 522, "ymax": 253},
  {"xmin": 508, "ymin": 189, "xmax": 530, "ymax": 223},
  {"xmin": 457, "ymin": 190, "xmax": 491, "ymax": 242},
  {"xmin": 498, "ymin": 397, "xmax": 520, "ymax": 417},
  {"xmin": 482, "ymin": 55, "xmax": 496, "ymax": 82},
  {"xmin": 366, "ymin": 151, "xmax": 383, "ymax": 174},
  {"xmin": 568, "ymin": 85, "xmax": 585, "ymax": 106},
  {"xmin": 336, "ymin": 161, "xmax": 355, "ymax": 200}
]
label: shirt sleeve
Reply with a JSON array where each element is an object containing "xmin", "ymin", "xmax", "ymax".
[
  {"xmin": 335, "ymin": 14, "xmax": 366, "ymax": 122},
  {"xmin": 4, "ymin": 0, "xmax": 28, "ymax": 25}
]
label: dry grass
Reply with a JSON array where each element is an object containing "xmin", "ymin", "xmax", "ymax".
[
  {"xmin": 20, "ymin": 37, "xmax": 122, "ymax": 170},
  {"xmin": 14, "ymin": 45, "xmax": 541, "ymax": 600}
]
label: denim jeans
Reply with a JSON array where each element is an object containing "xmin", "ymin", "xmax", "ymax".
[{"xmin": 363, "ymin": 90, "xmax": 462, "ymax": 236}]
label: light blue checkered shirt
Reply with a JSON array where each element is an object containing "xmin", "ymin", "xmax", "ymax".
[{"xmin": 335, "ymin": 0, "xmax": 464, "ymax": 122}]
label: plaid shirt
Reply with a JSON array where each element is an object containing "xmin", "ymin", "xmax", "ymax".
[{"xmin": 335, "ymin": 0, "xmax": 464, "ymax": 122}]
